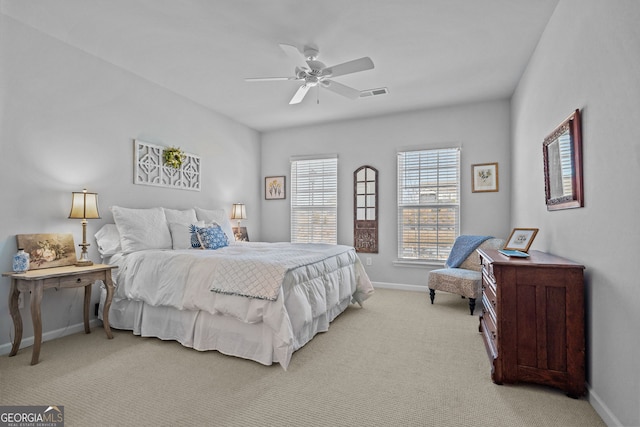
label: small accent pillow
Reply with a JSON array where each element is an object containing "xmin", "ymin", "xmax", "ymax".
[
  {"xmin": 195, "ymin": 224, "xmax": 229, "ymax": 250},
  {"xmin": 194, "ymin": 207, "xmax": 235, "ymax": 243},
  {"xmin": 189, "ymin": 223, "xmax": 206, "ymax": 248},
  {"xmin": 169, "ymin": 221, "xmax": 204, "ymax": 250}
]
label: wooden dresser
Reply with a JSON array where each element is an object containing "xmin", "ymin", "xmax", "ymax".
[{"xmin": 477, "ymin": 248, "xmax": 585, "ymax": 397}]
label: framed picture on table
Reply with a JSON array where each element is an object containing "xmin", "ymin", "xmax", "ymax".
[
  {"xmin": 16, "ymin": 233, "xmax": 77, "ymax": 270},
  {"xmin": 503, "ymin": 228, "xmax": 539, "ymax": 253},
  {"xmin": 232, "ymin": 227, "xmax": 249, "ymax": 242}
]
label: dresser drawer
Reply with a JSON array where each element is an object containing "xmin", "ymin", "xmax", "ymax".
[
  {"xmin": 480, "ymin": 316, "xmax": 498, "ymax": 360},
  {"xmin": 43, "ymin": 271, "xmax": 105, "ymax": 289},
  {"xmin": 481, "ymin": 262, "xmax": 496, "ymax": 285},
  {"xmin": 482, "ymin": 293, "xmax": 498, "ymax": 334},
  {"xmin": 482, "ymin": 279, "xmax": 498, "ymax": 311}
]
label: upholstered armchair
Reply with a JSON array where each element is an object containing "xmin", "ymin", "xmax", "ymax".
[{"xmin": 427, "ymin": 236, "xmax": 505, "ymax": 315}]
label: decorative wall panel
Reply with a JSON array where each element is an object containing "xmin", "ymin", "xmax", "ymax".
[
  {"xmin": 134, "ymin": 140, "xmax": 200, "ymax": 191},
  {"xmin": 354, "ymin": 165, "xmax": 378, "ymax": 253}
]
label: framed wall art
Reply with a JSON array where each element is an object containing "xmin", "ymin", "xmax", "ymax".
[
  {"xmin": 472, "ymin": 162, "xmax": 499, "ymax": 192},
  {"xmin": 353, "ymin": 165, "xmax": 378, "ymax": 253},
  {"xmin": 265, "ymin": 176, "xmax": 285, "ymax": 200},
  {"xmin": 134, "ymin": 140, "xmax": 201, "ymax": 191}
]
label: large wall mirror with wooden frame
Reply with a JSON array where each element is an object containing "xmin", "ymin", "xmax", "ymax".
[
  {"xmin": 354, "ymin": 165, "xmax": 378, "ymax": 253},
  {"xmin": 543, "ymin": 109, "xmax": 584, "ymax": 211}
]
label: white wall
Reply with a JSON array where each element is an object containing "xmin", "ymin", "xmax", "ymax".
[
  {"xmin": 261, "ymin": 100, "xmax": 512, "ymax": 286},
  {"xmin": 511, "ymin": 1, "xmax": 640, "ymax": 425},
  {"xmin": 0, "ymin": 16, "xmax": 260, "ymax": 353}
]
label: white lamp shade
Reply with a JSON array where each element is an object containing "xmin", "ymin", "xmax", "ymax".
[
  {"xmin": 69, "ymin": 190, "xmax": 100, "ymax": 219},
  {"xmin": 230, "ymin": 203, "xmax": 246, "ymax": 220}
]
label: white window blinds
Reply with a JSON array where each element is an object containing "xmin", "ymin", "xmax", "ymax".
[
  {"xmin": 290, "ymin": 156, "xmax": 338, "ymax": 244},
  {"xmin": 397, "ymin": 147, "xmax": 460, "ymax": 262}
]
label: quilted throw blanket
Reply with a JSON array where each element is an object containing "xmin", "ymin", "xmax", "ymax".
[
  {"xmin": 445, "ymin": 235, "xmax": 491, "ymax": 268},
  {"xmin": 210, "ymin": 243, "xmax": 353, "ymax": 301}
]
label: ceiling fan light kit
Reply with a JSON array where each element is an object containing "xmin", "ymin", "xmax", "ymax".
[{"xmin": 246, "ymin": 43, "xmax": 381, "ymax": 105}]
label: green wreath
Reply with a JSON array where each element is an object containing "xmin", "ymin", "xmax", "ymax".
[{"xmin": 163, "ymin": 146, "xmax": 186, "ymax": 169}]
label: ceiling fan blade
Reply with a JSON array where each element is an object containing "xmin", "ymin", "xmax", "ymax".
[
  {"xmin": 325, "ymin": 57, "xmax": 374, "ymax": 78},
  {"xmin": 279, "ymin": 43, "xmax": 308, "ymax": 69},
  {"xmin": 322, "ymin": 80, "xmax": 361, "ymax": 99},
  {"xmin": 289, "ymin": 84, "xmax": 311, "ymax": 104},
  {"xmin": 245, "ymin": 76, "xmax": 297, "ymax": 82}
]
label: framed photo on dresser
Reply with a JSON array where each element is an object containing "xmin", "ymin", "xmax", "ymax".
[{"xmin": 503, "ymin": 228, "xmax": 539, "ymax": 253}]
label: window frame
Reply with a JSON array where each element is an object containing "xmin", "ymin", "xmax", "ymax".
[
  {"xmin": 396, "ymin": 147, "xmax": 460, "ymax": 263},
  {"xmin": 290, "ymin": 155, "xmax": 338, "ymax": 244}
]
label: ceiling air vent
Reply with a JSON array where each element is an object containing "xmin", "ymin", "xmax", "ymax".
[{"xmin": 360, "ymin": 87, "xmax": 389, "ymax": 98}]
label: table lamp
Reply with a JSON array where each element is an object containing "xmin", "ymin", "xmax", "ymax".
[
  {"xmin": 68, "ymin": 189, "xmax": 100, "ymax": 266},
  {"xmin": 230, "ymin": 203, "xmax": 247, "ymax": 228}
]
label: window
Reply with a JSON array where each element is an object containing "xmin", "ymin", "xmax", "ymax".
[
  {"xmin": 397, "ymin": 147, "xmax": 460, "ymax": 262},
  {"xmin": 290, "ymin": 156, "xmax": 338, "ymax": 244}
]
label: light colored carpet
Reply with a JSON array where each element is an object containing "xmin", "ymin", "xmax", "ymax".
[{"xmin": 0, "ymin": 289, "xmax": 605, "ymax": 427}]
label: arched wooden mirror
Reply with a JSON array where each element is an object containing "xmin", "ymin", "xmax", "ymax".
[{"xmin": 354, "ymin": 165, "xmax": 378, "ymax": 253}]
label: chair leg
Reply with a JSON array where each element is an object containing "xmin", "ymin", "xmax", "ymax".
[
  {"xmin": 429, "ymin": 289, "xmax": 435, "ymax": 304},
  {"xmin": 468, "ymin": 298, "xmax": 476, "ymax": 315}
]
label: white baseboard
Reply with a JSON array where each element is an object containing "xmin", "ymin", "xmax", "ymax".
[
  {"xmin": 588, "ymin": 384, "xmax": 621, "ymax": 427},
  {"xmin": 372, "ymin": 281, "xmax": 428, "ymax": 292},
  {"xmin": 0, "ymin": 319, "xmax": 102, "ymax": 356}
]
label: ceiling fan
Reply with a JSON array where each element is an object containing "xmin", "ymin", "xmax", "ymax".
[{"xmin": 245, "ymin": 44, "xmax": 375, "ymax": 105}]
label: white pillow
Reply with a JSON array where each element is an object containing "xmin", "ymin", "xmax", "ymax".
[
  {"xmin": 194, "ymin": 207, "xmax": 235, "ymax": 242},
  {"xmin": 94, "ymin": 224, "xmax": 122, "ymax": 256},
  {"xmin": 163, "ymin": 208, "xmax": 198, "ymax": 224},
  {"xmin": 111, "ymin": 206, "xmax": 172, "ymax": 253},
  {"xmin": 168, "ymin": 220, "xmax": 204, "ymax": 250}
]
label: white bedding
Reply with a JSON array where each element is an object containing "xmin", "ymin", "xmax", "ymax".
[{"xmin": 101, "ymin": 242, "xmax": 373, "ymax": 369}]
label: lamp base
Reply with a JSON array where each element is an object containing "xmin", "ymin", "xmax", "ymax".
[{"xmin": 76, "ymin": 240, "xmax": 93, "ymax": 267}]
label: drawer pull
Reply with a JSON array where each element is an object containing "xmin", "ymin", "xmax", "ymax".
[{"xmin": 76, "ymin": 278, "xmax": 82, "ymax": 283}]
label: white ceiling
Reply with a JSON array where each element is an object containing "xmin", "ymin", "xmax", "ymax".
[{"xmin": 1, "ymin": 0, "xmax": 559, "ymax": 132}]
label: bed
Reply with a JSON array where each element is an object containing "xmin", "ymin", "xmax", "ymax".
[{"xmin": 96, "ymin": 206, "xmax": 374, "ymax": 369}]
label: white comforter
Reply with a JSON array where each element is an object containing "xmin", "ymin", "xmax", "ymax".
[{"xmin": 108, "ymin": 242, "xmax": 374, "ymax": 367}]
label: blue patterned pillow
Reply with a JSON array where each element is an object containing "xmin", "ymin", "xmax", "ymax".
[
  {"xmin": 195, "ymin": 224, "xmax": 229, "ymax": 250},
  {"xmin": 189, "ymin": 224, "xmax": 202, "ymax": 248}
]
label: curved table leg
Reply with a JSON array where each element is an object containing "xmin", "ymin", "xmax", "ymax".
[
  {"xmin": 8, "ymin": 279, "xmax": 23, "ymax": 357},
  {"xmin": 30, "ymin": 281, "xmax": 44, "ymax": 365},
  {"xmin": 83, "ymin": 284, "xmax": 92, "ymax": 334},
  {"xmin": 102, "ymin": 276, "xmax": 115, "ymax": 339}
]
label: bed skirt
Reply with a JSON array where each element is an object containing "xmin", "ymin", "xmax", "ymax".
[{"xmin": 99, "ymin": 288, "xmax": 352, "ymax": 369}]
